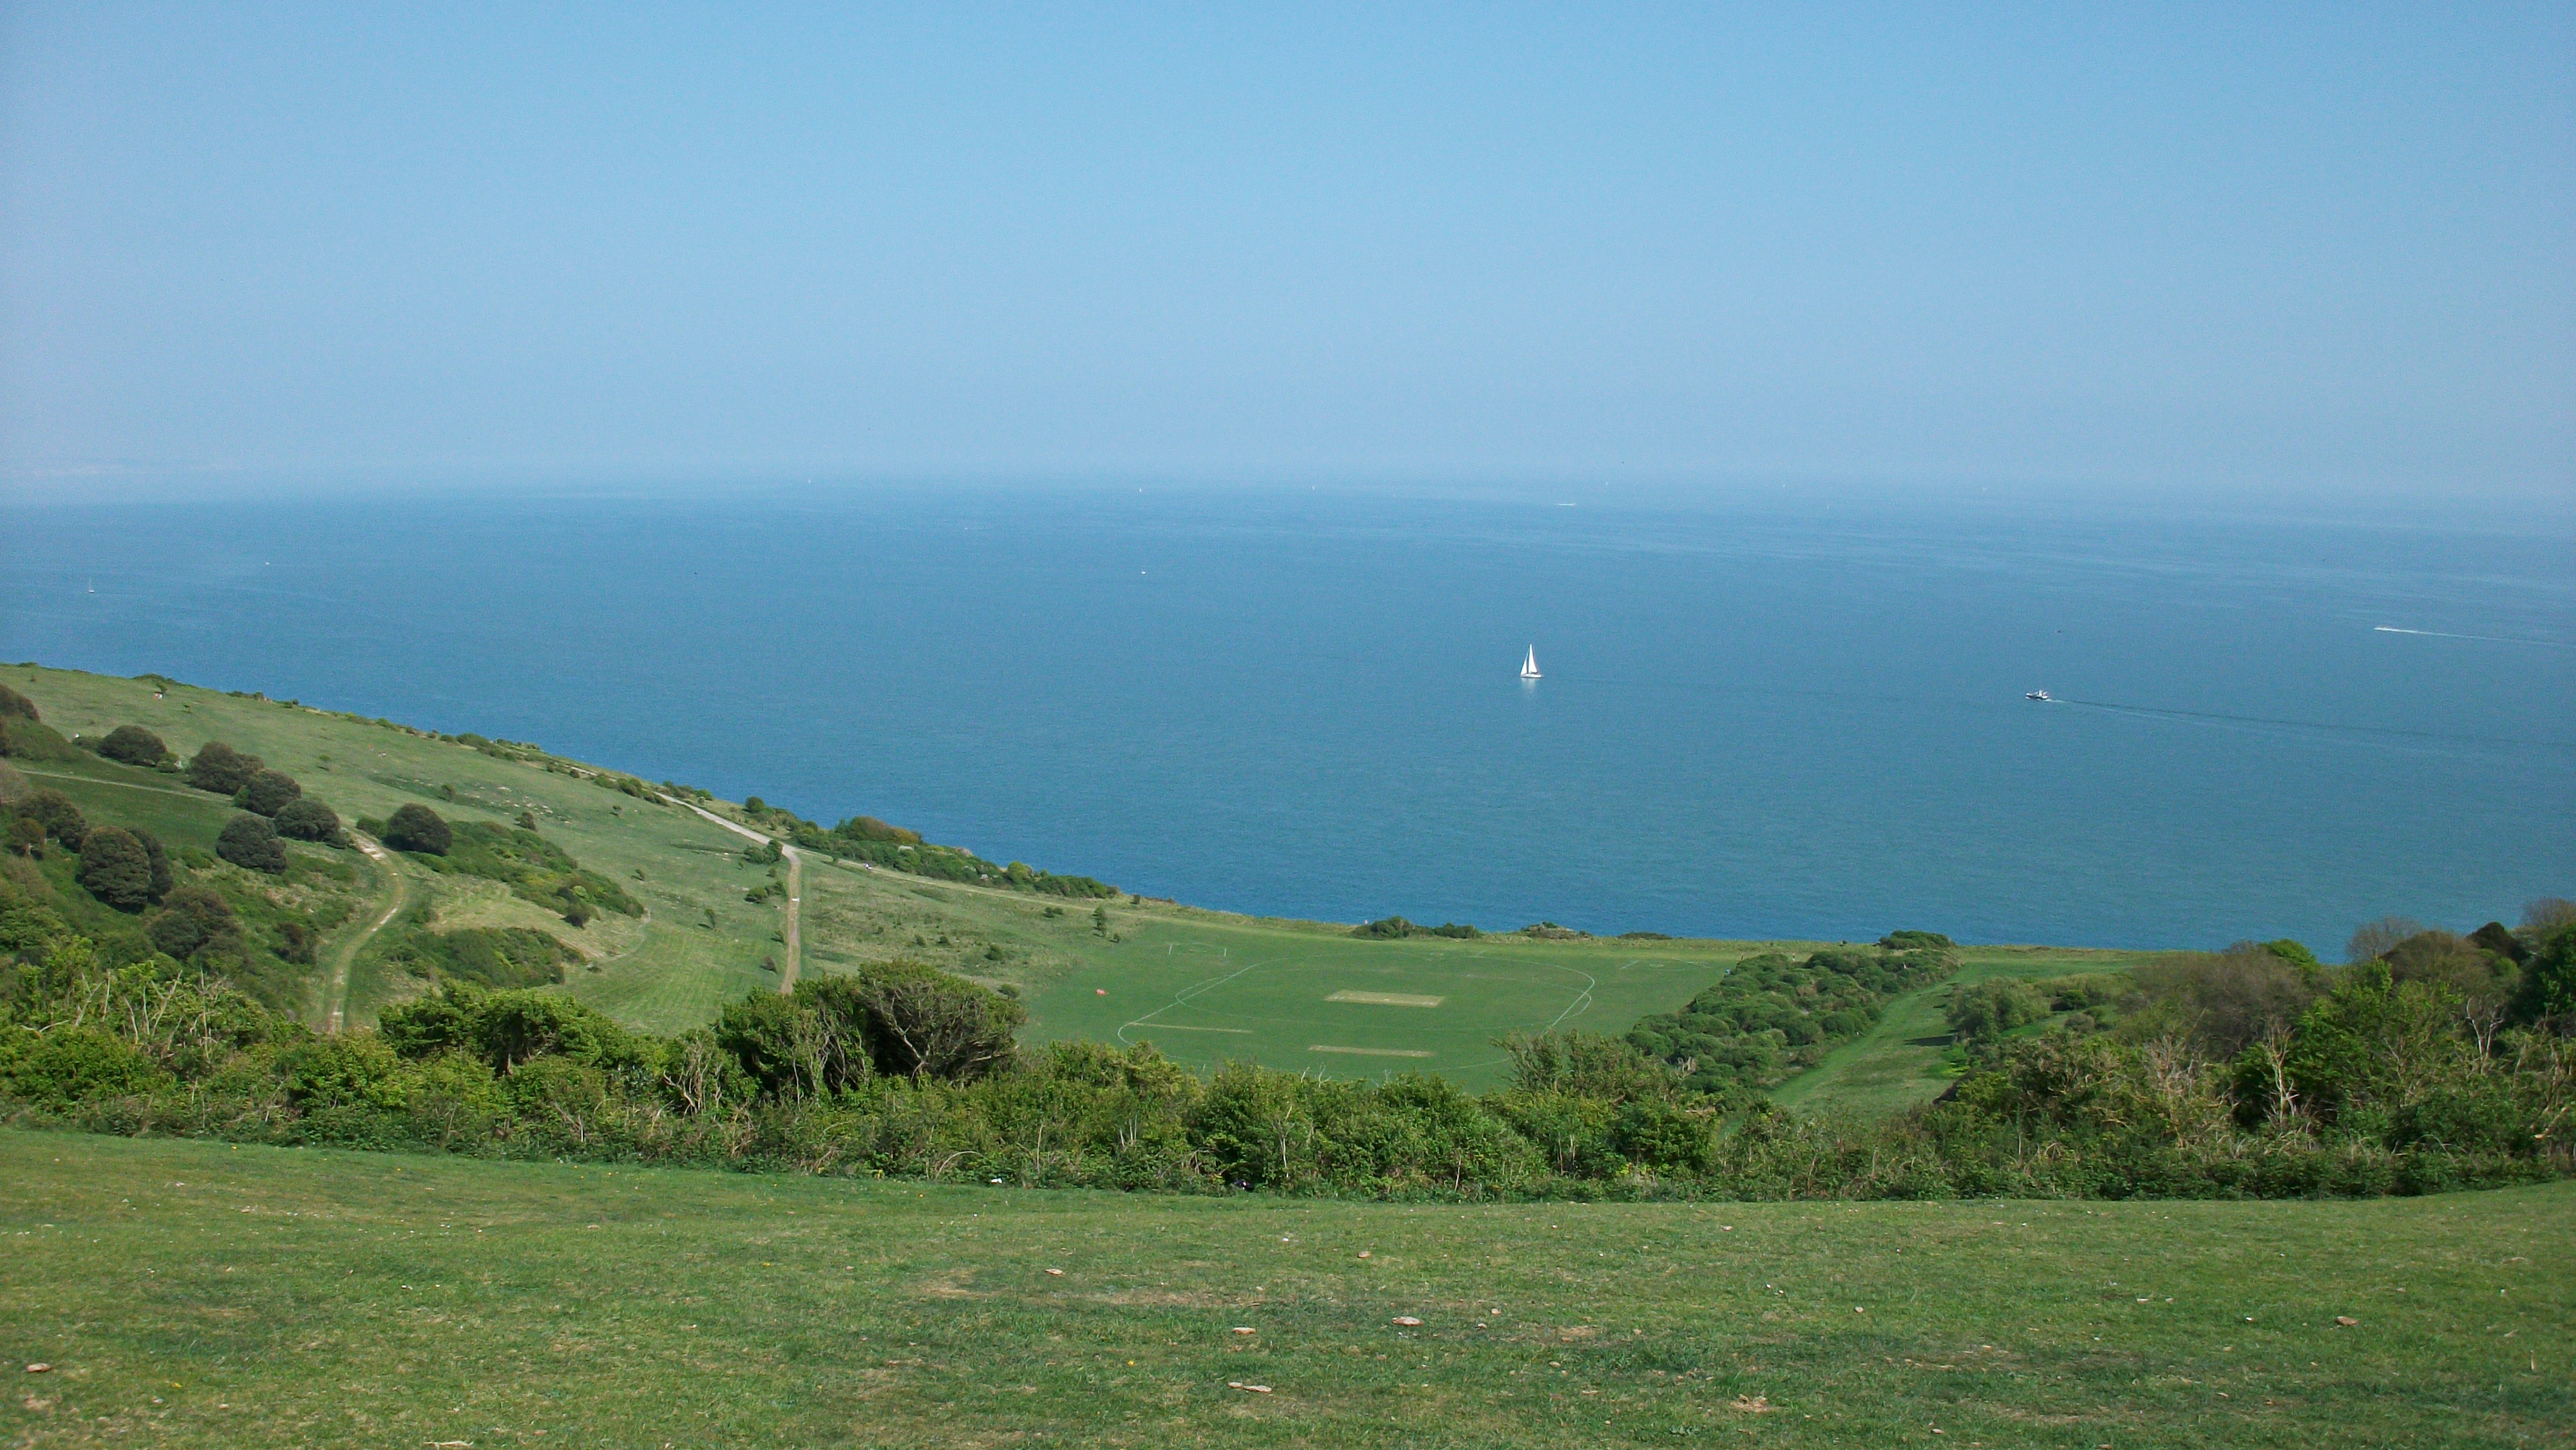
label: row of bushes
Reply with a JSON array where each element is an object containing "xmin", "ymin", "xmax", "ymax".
[
  {"xmin": 182, "ymin": 741, "xmax": 351, "ymax": 846},
  {"xmin": 1350, "ymin": 918, "xmax": 1603, "ymax": 940},
  {"xmin": 1354, "ymin": 916, "xmax": 1484, "ymax": 939},
  {"xmin": 4, "ymin": 787, "xmax": 296, "ymax": 891},
  {"xmin": 707, "ymin": 801, "xmax": 1122, "ymax": 900},
  {"xmin": 1946, "ymin": 913, "xmax": 2575, "ymax": 1066},
  {"xmin": 4, "ymin": 892, "xmax": 2571, "ymax": 1199}
]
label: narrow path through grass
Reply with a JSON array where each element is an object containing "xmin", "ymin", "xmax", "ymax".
[
  {"xmin": 322, "ymin": 834, "xmax": 406, "ymax": 1035},
  {"xmin": 15, "ymin": 768, "xmax": 212, "ymax": 801}
]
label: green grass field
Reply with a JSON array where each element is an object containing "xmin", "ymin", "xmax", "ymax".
[
  {"xmin": 1028, "ymin": 917, "xmax": 1762, "ymax": 1091},
  {"xmin": 4, "ymin": 1130, "xmax": 2564, "ymax": 1448}
]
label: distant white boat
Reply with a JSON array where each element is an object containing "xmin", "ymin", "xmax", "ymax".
[
  {"xmin": 2025, "ymin": 690, "xmax": 2051, "ymax": 701},
  {"xmin": 1520, "ymin": 645, "xmax": 1542, "ymax": 681}
]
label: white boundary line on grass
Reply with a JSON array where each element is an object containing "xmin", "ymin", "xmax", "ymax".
[{"xmin": 1116, "ymin": 957, "xmax": 1267, "ymax": 1046}]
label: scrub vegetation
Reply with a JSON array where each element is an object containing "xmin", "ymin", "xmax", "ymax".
[
  {"xmin": 1625, "ymin": 934, "xmax": 1962, "ymax": 1091},
  {"xmin": 3, "ymin": 850, "xmax": 2569, "ymax": 1202}
]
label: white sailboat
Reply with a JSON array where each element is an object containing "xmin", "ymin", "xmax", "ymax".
[{"xmin": 1520, "ymin": 645, "xmax": 1542, "ymax": 680}]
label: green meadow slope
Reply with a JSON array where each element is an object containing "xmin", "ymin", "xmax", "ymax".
[
  {"xmin": 7, "ymin": 664, "xmax": 2173, "ymax": 1093},
  {"xmin": 10, "ymin": 663, "xmax": 1179, "ymax": 1032},
  {"xmin": 5, "ymin": 1130, "xmax": 2564, "ymax": 1449},
  {"xmin": 1770, "ymin": 945, "xmax": 2152, "ymax": 1118}
]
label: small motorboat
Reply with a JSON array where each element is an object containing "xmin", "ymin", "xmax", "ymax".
[{"xmin": 2025, "ymin": 690, "xmax": 2052, "ymax": 701}]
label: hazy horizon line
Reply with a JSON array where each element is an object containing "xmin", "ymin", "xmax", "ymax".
[{"xmin": 7, "ymin": 465, "xmax": 2570, "ymax": 535}]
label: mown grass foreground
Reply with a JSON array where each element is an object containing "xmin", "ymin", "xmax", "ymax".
[{"xmin": 3, "ymin": 1132, "xmax": 2564, "ymax": 1448}]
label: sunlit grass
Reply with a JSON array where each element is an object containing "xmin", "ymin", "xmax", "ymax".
[{"xmin": 5, "ymin": 1130, "xmax": 2562, "ymax": 1447}]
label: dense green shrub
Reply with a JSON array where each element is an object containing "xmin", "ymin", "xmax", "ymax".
[
  {"xmin": 790, "ymin": 812, "xmax": 1115, "ymax": 898},
  {"xmin": 15, "ymin": 789, "xmax": 88, "ymax": 849},
  {"xmin": 186, "ymin": 741, "xmax": 263, "ymax": 795},
  {"xmin": 146, "ymin": 885, "xmax": 242, "ymax": 960},
  {"xmin": 2509, "ymin": 924, "xmax": 2576, "ymax": 1027},
  {"xmin": 717, "ymin": 965, "xmax": 1026, "ymax": 1098},
  {"xmin": 6, "ymin": 818, "xmax": 43, "ymax": 858},
  {"xmin": 142, "ymin": 832, "xmax": 175, "ymax": 900},
  {"xmin": 97, "ymin": 725, "xmax": 168, "ymax": 765},
  {"xmin": 1947, "ymin": 978, "xmax": 2049, "ymax": 1040},
  {"xmin": 1, "ymin": 1025, "xmax": 167, "ymax": 1107},
  {"xmin": 74, "ymin": 826, "xmax": 163, "ymax": 911},
  {"xmin": 272, "ymin": 797, "xmax": 343, "ymax": 843},
  {"xmin": 278, "ymin": 1033, "xmax": 407, "ymax": 1111},
  {"xmin": 2123, "ymin": 946, "xmax": 2323, "ymax": 1058},
  {"xmin": 382, "ymin": 803, "xmax": 452, "ymax": 855},
  {"xmin": 2470, "ymin": 921, "xmax": 2528, "ymax": 964},
  {"xmin": 1497, "ymin": 1030, "xmax": 1676, "ymax": 1103},
  {"xmin": 1610, "ymin": 1097, "xmax": 1715, "ymax": 1171},
  {"xmin": 0, "ymin": 715, "xmax": 79, "ymax": 761},
  {"xmin": 2257, "ymin": 937, "xmax": 2323, "ymax": 969},
  {"xmin": 233, "ymin": 768, "xmax": 303, "ymax": 817},
  {"xmin": 0, "ymin": 685, "xmax": 60, "ymax": 760},
  {"xmin": 594, "ymin": 772, "xmax": 658, "ymax": 801},
  {"xmin": 2037, "ymin": 974, "xmax": 2126, "ymax": 1011},
  {"xmin": 216, "ymin": 813, "xmax": 288, "ymax": 873},
  {"xmin": 836, "ymin": 815, "xmax": 922, "ymax": 844},
  {"xmin": 379, "ymin": 984, "xmax": 645, "ymax": 1076},
  {"xmin": 1354, "ymin": 916, "xmax": 1481, "ymax": 939},
  {"xmin": 365, "ymin": 921, "xmax": 573, "ymax": 990}
]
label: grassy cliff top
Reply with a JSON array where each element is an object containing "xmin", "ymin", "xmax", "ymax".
[{"xmin": 6, "ymin": 663, "xmax": 2172, "ymax": 1095}]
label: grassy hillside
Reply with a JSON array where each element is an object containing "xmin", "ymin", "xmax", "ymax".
[
  {"xmin": 5, "ymin": 1130, "xmax": 2563, "ymax": 1449},
  {"xmin": 1772, "ymin": 945, "xmax": 2151, "ymax": 1118},
  {"xmin": 8, "ymin": 664, "xmax": 1179, "ymax": 1033},
  {"xmin": 11, "ymin": 664, "xmax": 786, "ymax": 1025},
  {"xmin": 0, "ymin": 744, "xmax": 390, "ymax": 1016},
  {"xmin": 6, "ymin": 664, "xmax": 2177, "ymax": 1093}
]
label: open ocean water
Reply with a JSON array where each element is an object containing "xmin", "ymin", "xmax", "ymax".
[{"xmin": 5, "ymin": 482, "xmax": 2570, "ymax": 953}]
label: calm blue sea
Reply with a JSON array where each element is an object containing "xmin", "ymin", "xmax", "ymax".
[{"xmin": 6, "ymin": 482, "xmax": 2570, "ymax": 952}]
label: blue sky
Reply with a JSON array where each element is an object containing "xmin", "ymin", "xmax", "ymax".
[{"xmin": 3, "ymin": 4, "xmax": 2567, "ymax": 496}]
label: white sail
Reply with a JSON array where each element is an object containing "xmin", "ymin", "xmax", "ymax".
[{"xmin": 1520, "ymin": 645, "xmax": 1541, "ymax": 680}]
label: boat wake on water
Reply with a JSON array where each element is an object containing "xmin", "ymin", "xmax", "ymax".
[
  {"xmin": 2372, "ymin": 625, "xmax": 2574, "ymax": 649},
  {"xmin": 2047, "ymin": 696, "xmax": 2575, "ymax": 754}
]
